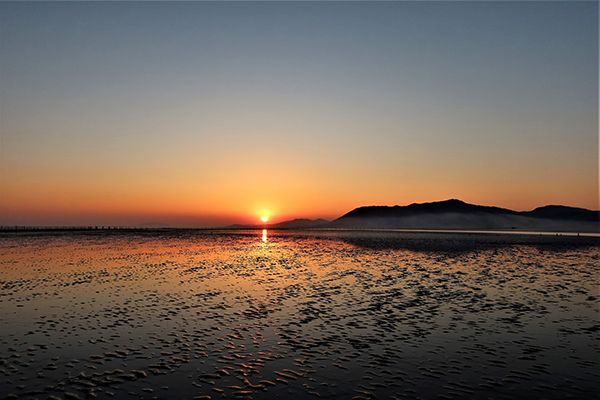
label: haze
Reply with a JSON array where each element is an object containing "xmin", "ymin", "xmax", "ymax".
[{"xmin": 0, "ymin": 1, "xmax": 597, "ymax": 227}]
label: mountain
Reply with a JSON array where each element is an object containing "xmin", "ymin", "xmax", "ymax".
[
  {"xmin": 225, "ymin": 200, "xmax": 598, "ymax": 232},
  {"xmin": 329, "ymin": 199, "xmax": 599, "ymax": 232},
  {"xmin": 226, "ymin": 218, "xmax": 330, "ymax": 230},
  {"xmin": 525, "ymin": 205, "xmax": 598, "ymax": 221},
  {"xmin": 268, "ymin": 218, "xmax": 330, "ymax": 229},
  {"xmin": 338, "ymin": 199, "xmax": 517, "ymax": 219}
]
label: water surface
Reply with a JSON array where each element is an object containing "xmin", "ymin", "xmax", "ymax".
[{"xmin": 1, "ymin": 230, "xmax": 598, "ymax": 399}]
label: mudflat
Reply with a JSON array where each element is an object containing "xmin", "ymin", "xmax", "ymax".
[{"xmin": 1, "ymin": 229, "xmax": 598, "ymax": 399}]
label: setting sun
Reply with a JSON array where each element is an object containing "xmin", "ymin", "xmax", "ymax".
[{"xmin": 262, "ymin": 217, "xmax": 268, "ymax": 222}]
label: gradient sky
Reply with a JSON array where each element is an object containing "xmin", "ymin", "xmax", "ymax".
[{"xmin": 1, "ymin": 1, "xmax": 598, "ymax": 227}]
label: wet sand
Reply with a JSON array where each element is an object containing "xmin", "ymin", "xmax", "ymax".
[{"xmin": 1, "ymin": 229, "xmax": 598, "ymax": 399}]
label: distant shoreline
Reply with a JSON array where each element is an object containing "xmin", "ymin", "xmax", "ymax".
[
  {"xmin": 3, "ymin": 199, "xmax": 598, "ymax": 235},
  {"xmin": 1, "ymin": 225, "xmax": 598, "ymax": 238}
]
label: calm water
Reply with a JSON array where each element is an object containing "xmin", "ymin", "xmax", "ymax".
[{"xmin": 0, "ymin": 229, "xmax": 598, "ymax": 399}]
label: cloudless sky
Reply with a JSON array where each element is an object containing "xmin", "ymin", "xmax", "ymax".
[{"xmin": 0, "ymin": 1, "xmax": 597, "ymax": 227}]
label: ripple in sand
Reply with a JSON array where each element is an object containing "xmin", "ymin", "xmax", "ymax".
[{"xmin": 0, "ymin": 230, "xmax": 598, "ymax": 399}]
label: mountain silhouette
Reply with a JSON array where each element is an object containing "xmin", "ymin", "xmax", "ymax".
[
  {"xmin": 525, "ymin": 205, "xmax": 598, "ymax": 221},
  {"xmin": 226, "ymin": 218, "xmax": 329, "ymax": 230},
  {"xmin": 268, "ymin": 218, "xmax": 330, "ymax": 229},
  {"xmin": 329, "ymin": 199, "xmax": 599, "ymax": 232},
  {"xmin": 337, "ymin": 199, "xmax": 517, "ymax": 219},
  {"xmin": 225, "ymin": 200, "xmax": 598, "ymax": 232}
]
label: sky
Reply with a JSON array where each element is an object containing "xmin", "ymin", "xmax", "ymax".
[{"xmin": 0, "ymin": 1, "xmax": 598, "ymax": 227}]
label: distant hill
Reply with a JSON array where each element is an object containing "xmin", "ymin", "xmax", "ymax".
[
  {"xmin": 525, "ymin": 205, "xmax": 598, "ymax": 221},
  {"xmin": 338, "ymin": 199, "xmax": 517, "ymax": 219},
  {"xmin": 225, "ymin": 200, "xmax": 598, "ymax": 232},
  {"xmin": 226, "ymin": 218, "xmax": 330, "ymax": 230},
  {"xmin": 269, "ymin": 218, "xmax": 330, "ymax": 229},
  {"xmin": 329, "ymin": 199, "xmax": 599, "ymax": 232}
]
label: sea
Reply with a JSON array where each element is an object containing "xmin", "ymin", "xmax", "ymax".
[{"xmin": 1, "ymin": 229, "xmax": 598, "ymax": 399}]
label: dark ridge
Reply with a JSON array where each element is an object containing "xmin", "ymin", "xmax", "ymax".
[
  {"xmin": 525, "ymin": 205, "xmax": 599, "ymax": 221},
  {"xmin": 269, "ymin": 218, "xmax": 330, "ymax": 229},
  {"xmin": 225, "ymin": 218, "xmax": 330, "ymax": 230},
  {"xmin": 329, "ymin": 199, "xmax": 599, "ymax": 232},
  {"xmin": 337, "ymin": 199, "xmax": 517, "ymax": 220}
]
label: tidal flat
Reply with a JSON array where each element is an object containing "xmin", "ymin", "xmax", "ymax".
[{"xmin": 0, "ymin": 229, "xmax": 598, "ymax": 400}]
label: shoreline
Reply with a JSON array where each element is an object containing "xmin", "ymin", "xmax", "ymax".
[{"xmin": 1, "ymin": 226, "xmax": 599, "ymax": 236}]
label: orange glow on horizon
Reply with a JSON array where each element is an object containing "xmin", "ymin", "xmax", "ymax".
[{"xmin": 0, "ymin": 156, "xmax": 597, "ymax": 227}]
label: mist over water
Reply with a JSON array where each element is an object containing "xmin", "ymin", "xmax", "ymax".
[
  {"xmin": 1, "ymin": 230, "xmax": 598, "ymax": 399},
  {"xmin": 330, "ymin": 213, "xmax": 600, "ymax": 233}
]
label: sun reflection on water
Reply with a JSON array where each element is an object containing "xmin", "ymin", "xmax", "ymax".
[{"xmin": 262, "ymin": 229, "xmax": 267, "ymax": 243}]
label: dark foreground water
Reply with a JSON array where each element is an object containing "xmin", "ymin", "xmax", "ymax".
[{"xmin": 0, "ymin": 229, "xmax": 598, "ymax": 400}]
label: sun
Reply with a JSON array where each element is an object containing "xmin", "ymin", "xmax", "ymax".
[{"xmin": 262, "ymin": 216, "xmax": 268, "ymax": 223}]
